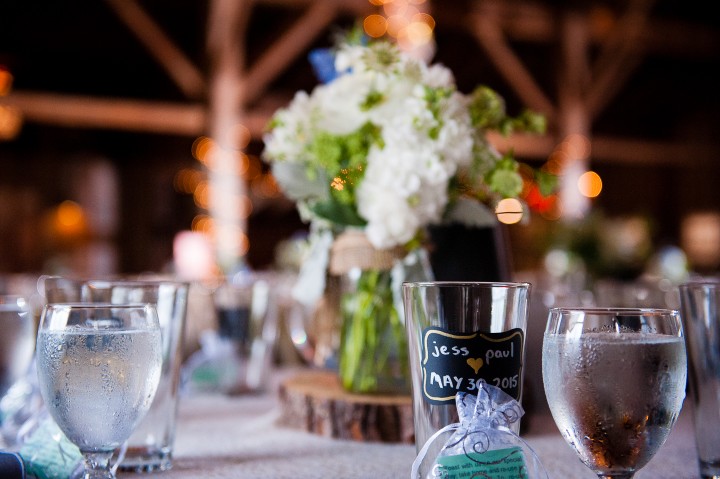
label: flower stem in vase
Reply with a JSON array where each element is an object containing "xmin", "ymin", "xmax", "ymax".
[{"xmin": 338, "ymin": 267, "xmax": 409, "ymax": 394}]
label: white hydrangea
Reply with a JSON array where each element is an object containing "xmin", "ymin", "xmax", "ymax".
[{"xmin": 264, "ymin": 41, "xmax": 483, "ymax": 250}]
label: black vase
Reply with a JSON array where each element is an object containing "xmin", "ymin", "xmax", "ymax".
[{"xmin": 428, "ymin": 223, "xmax": 512, "ymax": 282}]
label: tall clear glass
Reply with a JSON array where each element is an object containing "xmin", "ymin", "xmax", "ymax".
[
  {"xmin": 38, "ymin": 276, "xmax": 189, "ymax": 472},
  {"xmin": 0, "ymin": 295, "xmax": 35, "ymax": 400},
  {"xmin": 402, "ymin": 281, "xmax": 530, "ymax": 453},
  {"xmin": 679, "ymin": 281, "xmax": 720, "ymax": 479},
  {"xmin": 542, "ymin": 307, "xmax": 687, "ymax": 479},
  {"xmin": 36, "ymin": 304, "xmax": 162, "ymax": 479}
]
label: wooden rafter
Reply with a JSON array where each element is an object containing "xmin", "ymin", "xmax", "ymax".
[
  {"xmin": 242, "ymin": 2, "xmax": 343, "ymax": 106},
  {"xmin": 586, "ymin": 0, "xmax": 655, "ymax": 120},
  {"xmin": 469, "ymin": 5, "xmax": 556, "ymax": 120},
  {"xmin": 2, "ymin": 0, "xmax": 719, "ymax": 172},
  {"xmin": 104, "ymin": 0, "xmax": 206, "ymax": 100},
  {"xmin": 557, "ymin": 10, "xmax": 591, "ymax": 136},
  {"xmin": 2, "ymin": 91, "xmax": 205, "ymax": 135}
]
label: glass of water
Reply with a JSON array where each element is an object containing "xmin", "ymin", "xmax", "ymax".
[
  {"xmin": 542, "ymin": 307, "xmax": 687, "ymax": 479},
  {"xmin": 0, "ymin": 295, "xmax": 35, "ymax": 400},
  {"xmin": 35, "ymin": 304, "xmax": 163, "ymax": 479}
]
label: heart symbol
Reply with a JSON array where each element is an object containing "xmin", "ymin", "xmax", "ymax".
[{"xmin": 467, "ymin": 357, "xmax": 483, "ymax": 374}]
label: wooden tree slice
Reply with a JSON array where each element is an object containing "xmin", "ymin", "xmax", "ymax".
[{"xmin": 277, "ymin": 370, "xmax": 414, "ymax": 444}]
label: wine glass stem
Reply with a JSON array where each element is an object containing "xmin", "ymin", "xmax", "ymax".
[
  {"xmin": 598, "ymin": 475, "xmax": 634, "ymax": 479},
  {"xmin": 81, "ymin": 451, "xmax": 115, "ymax": 479}
]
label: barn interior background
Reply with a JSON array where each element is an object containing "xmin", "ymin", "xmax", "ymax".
[{"xmin": 1, "ymin": 0, "xmax": 718, "ymax": 278}]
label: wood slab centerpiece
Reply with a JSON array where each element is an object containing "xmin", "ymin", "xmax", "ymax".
[{"xmin": 277, "ymin": 369, "xmax": 414, "ymax": 444}]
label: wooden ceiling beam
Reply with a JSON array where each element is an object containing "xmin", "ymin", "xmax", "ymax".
[
  {"xmin": 1, "ymin": 91, "xmax": 206, "ymax": 135},
  {"xmin": 450, "ymin": 0, "xmax": 720, "ymax": 58},
  {"xmin": 242, "ymin": 2, "xmax": 343, "ymax": 106},
  {"xmin": 104, "ymin": 0, "xmax": 206, "ymax": 100},
  {"xmin": 586, "ymin": 0, "xmax": 654, "ymax": 121},
  {"xmin": 469, "ymin": 6, "xmax": 556, "ymax": 120},
  {"xmin": 6, "ymin": 90, "xmax": 717, "ymax": 168}
]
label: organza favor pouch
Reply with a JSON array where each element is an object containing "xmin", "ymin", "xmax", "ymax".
[{"xmin": 411, "ymin": 381, "xmax": 548, "ymax": 479}]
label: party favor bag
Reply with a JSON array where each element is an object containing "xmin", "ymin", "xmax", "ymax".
[{"xmin": 411, "ymin": 381, "xmax": 548, "ymax": 479}]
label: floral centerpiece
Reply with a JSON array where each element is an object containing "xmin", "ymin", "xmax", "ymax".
[{"xmin": 263, "ymin": 34, "xmax": 551, "ymax": 394}]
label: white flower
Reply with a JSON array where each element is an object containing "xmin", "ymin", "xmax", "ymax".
[{"xmin": 262, "ymin": 39, "xmax": 539, "ymax": 251}]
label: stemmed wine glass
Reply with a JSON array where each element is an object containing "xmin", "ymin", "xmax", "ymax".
[
  {"xmin": 35, "ymin": 304, "xmax": 163, "ymax": 479},
  {"xmin": 542, "ymin": 307, "xmax": 687, "ymax": 479}
]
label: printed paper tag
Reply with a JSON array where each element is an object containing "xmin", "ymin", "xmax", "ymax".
[
  {"xmin": 421, "ymin": 327, "xmax": 523, "ymax": 405},
  {"xmin": 435, "ymin": 446, "xmax": 529, "ymax": 479}
]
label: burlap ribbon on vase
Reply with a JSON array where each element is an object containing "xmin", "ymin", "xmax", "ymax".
[{"xmin": 328, "ymin": 230, "xmax": 407, "ymax": 275}]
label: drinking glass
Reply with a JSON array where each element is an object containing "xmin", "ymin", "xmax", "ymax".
[
  {"xmin": 35, "ymin": 304, "xmax": 163, "ymax": 479},
  {"xmin": 679, "ymin": 281, "xmax": 720, "ymax": 478},
  {"xmin": 38, "ymin": 276, "xmax": 189, "ymax": 472},
  {"xmin": 542, "ymin": 307, "xmax": 687, "ymax": 479},
  {"xmin": 403, "ymin": 281, "xmax": 530, "ymax": 453},
  {"xmin": 0, "ymin": 295, "xmax": 35, "ymax": 400}
]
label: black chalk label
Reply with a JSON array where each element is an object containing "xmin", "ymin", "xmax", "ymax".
[{"xmin": 421, "ymin": 327, "xmax": 524, "ymax": 405}]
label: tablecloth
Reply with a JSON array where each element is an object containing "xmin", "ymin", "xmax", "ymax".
[{"xmin": 120, "ymin": 384, "xmax": 701, "ymax": 479}]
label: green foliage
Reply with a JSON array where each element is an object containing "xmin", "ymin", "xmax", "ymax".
[
  {"xmin": 535, "ymin": 169, "xmax": 558, "ymax": 197},
  {"xmin": 338, "ymin": 269, "xmax": 408, "ymax": 393}
]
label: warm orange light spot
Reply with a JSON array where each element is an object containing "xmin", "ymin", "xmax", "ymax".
[
  {"xmin": 386, "ymin": 15, "xmax": 408, "ymax": 37},
  {"xmin": 192, "ymin": 215, "xmax": 214, "ymax": 234},
  {"xmin": 545, "ymin": 150, "xmax": 567, "ymax": 175},
  {"xmin": 252, "ymin": 173, "xmax": 281, "ymax": 199},
  {"xmin": 57, "ymin": 200, "xmax": 85, "ymax": 227},
  {"xmin": 412, "ymin": 12, "xmax": 435, "ymax": 30},
  {"xmin": 0, "ymin": 68, "xmax": 12, "ymax": 96},
  {"xmin": 0, "ymin": 105, "xmax": 22, "ymax": 140},
  {"xmin": 174, "ymin": 168, "xmax": 203, "ymax": 194},
  {"xmin": 495, "ymin": 198, "xmax": 524, "ymax": 225},
  {"xmin": 55, "ymin": 201, "xmax": 86, "ymax": 236},
  {"xmin": 559, "ymin": 133, "xmax": 591, "ymax": 160},
  {"xmin": 405, "ymin": 21, "xmax": 433, "ymax": 45},
  {"xmin": 364, "ymin": 14, "xmax": 388, "ymax": 38},
  {"xmin": 193, "ymin": 181, "xmax": 210, "ymax": 209},
  {"xmin": 384, "ymin": 0, "xmax": 409, "ymax": 17},
  {"xmin": 192, "ymin": 136, "xmax": 214, "ymax": 165},
  {"xmin": 578, "ymin": 171, "xmax": 602, "ymax": 198}
]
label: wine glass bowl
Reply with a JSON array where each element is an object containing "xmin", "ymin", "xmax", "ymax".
[
  {"xmin": 542, "ymin": 307, "xmax": 687, "ymax": 479},
  {"xmin": 35, "ymin": 304, "xmax": 163, "ymax": 479}
]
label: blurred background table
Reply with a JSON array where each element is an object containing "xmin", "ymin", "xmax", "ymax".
[{"xmin": 120, "ymin": 371, "xmax": 700, "ymax": 479}]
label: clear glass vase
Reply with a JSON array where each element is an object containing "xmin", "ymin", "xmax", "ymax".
[{"xmin": 332, "ymin": 235, "xmax": 433, "ymax": 395}]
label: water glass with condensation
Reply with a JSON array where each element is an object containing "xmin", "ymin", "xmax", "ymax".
[
  {"xmin": 679, "ymin": 281, "xmax": 720, "ymax": 479},
  {"xmin": 39, "ymin": 276, "xmax": 189, "ymax": 472}
]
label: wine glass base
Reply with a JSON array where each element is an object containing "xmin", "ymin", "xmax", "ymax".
[{"xmin": 699, "ymin": 458, "xmax": 720, "ymax": 479}]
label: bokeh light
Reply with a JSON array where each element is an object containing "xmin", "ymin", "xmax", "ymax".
[
  {"xmin": 578, "ymin": 170, "xmax": 602, "ymax": 198},
  {"xmin": 364, "ymin": 14, "xmax": 388, "ymax": 38},
  {"xmin": 173, "ymin": 168, "xmax": 204, "ymax": 194},
  {"xmin": 0, "ymin": 67, "xmax": 12, "ymax": 96},
  {"xmin": 193, "ymin": 180, "xmax": 210, "ymax": 209},
  {"xmin": 0, "ymin": 105, "xmax": 22, "ymax": 140},
  {"xmin": 192, "ymin": 136, "xmax": 214, "ymax": 165},
  {"xmin": 54, "ymin": 200, "xmax": 87, "ymax": 236},
  {"xmin": 495, "ymin": 198, "xmax": 524, "ymax": 224}
]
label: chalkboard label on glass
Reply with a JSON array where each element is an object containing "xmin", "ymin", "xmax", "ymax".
[{"xmin": 421, "ymin": 327, "xmax": 524, "ymax": 405}]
